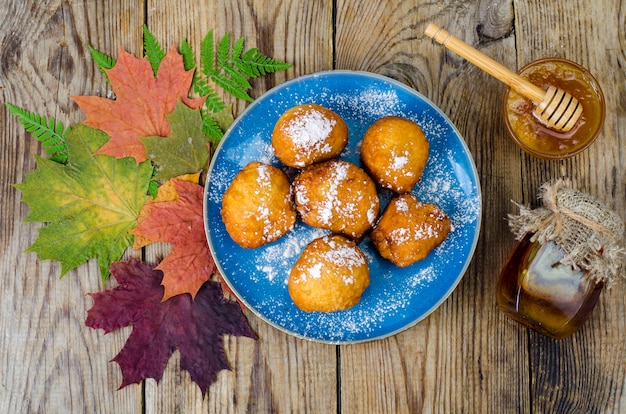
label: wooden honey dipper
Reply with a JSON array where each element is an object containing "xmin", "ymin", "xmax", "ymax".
[{"xmin": 424, "ymin": 22, "xmax": 582, "ymax": 132}]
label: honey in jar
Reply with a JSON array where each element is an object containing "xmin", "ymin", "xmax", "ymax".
[
  {"xmin": 503, "ymin": 58, "xmax": 605, "ymax": 159},
  {"xmin": 496, "ymin": 233, "xmax": 603, "ymax": 339},
  {"xmin": 498, "ymin": 181, "xmax": 624, "ymax": 339}
]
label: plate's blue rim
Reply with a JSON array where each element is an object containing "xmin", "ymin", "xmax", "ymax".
[{"xmin": 204, "ymin": 70, "xmax": 482, "ymax": 344}]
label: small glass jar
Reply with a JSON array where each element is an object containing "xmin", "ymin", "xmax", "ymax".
[
  {"xmin": 496, "ymin": 233, "xmax": 604, "ymax": 339},
  {"xmin": 502, "ymin": 58, "xmax": 605, "ymax": 159}
]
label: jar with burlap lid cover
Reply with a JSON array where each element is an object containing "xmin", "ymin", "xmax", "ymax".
[{"xmin": 496, "ymin": 180, "xmax": 625, "ymax": 339}]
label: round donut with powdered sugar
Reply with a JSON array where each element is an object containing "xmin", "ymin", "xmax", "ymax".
[
  {"xmin": 288, "ymin": 235, "xmax": 370, "ymax": 313},
  {"xmin": 360, "ymin": 116, "xmax": 429, "ymax": 194},
  {"xmin": 292, "ymin": 159, "xmax": 380, "ymax": 240},
  {"xmin": 272, "ymin": 104, "xmax": 348, "ymax": 168},
  {"xmin": 221, "ymin": 162, "xmax": 297, "ymax": 248}
]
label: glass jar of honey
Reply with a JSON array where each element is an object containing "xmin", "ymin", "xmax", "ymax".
[
  {"xmin": 497, "ymin": 181, "xmax": 624, "ymax": 339},
  {"xmin": 502, "ymin": 58, "xmax": 605, "ymax": 159},
  {"xmin": 497, "ymin": 233, "xmax": 604, "ymax": 339}
]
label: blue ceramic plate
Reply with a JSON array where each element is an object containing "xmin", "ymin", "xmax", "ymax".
[{"xmin": 204, "ymin": 71, "xmax": 481, "ymax": 343}]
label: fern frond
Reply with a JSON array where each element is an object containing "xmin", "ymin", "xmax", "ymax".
[
  {"xmin": 231, "ymin": 37, "xmax": 245, "ymax": 64},
  {"xmin": 222, "ymin": 63, "xmax": 253, "ymax": 91},
  {"xmin": 216, "ymin": 33, "xmax": 231, "ymax": 70},
  {"xmin": 88, "ymin": 46, "xmax": 115, "ymax": 81},
  {"xmin": 180, "ymin": 39, "xmax": 196, "ymax": 71},
  {"xmin": 196, "ymin": 80, "xmax": 226, "ymax": 113},
  {"xmin": 207, "ymin": 32, "xmax": 254, "ymax": 101},
  {"xmin": 200, "ymin": 109, "xmax": 225, "ymax": 144},
  {"xmin": 146, "ymin": 165, "xmax": 159, "ymax": 198},
  {"xmin": 143, "ymin": 24, "xmax": 166, "ymax": 74},
  {"xmin": 210, "ymin": 71, "xmax": 253, "ymax": 102},
  {"xmin": 147, "ymin": 180, "xmax": 159, "ymax": 198},
  {"xmin": 240, "ymin": 48, "xmax": 292, "ymax": 77},
  {"xmin": 204, "ymin": 94, "xmax": 225, "ymax": 114},
  {"xmin": 6, "ymin": 103, "xmax": 69, "ymax": 164},
  {"xmin": 180, "ymin": 38, "xmax": 206, "ymax": 103},
  {"xmin": 193, "ymin": 77, "xmax": 211, "ymax": 97},
  {"xmin": 205, "ymin": 94, "xmax": 227, "ymax": 114},
  {"xmin": 200, "ymin": 30, "xmax": 216, "ymax": 77}
]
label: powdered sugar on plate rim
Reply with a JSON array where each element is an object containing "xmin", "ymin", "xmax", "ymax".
[{"xmin": 204, "ymin": 71, "xmax": 481, "ymax": 344}]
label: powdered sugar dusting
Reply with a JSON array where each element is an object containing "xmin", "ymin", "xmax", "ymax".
[
  {"xmin": 304, "ymin": 161, "xmax": 348, "ymax": 226},
  {"xmin": 391, "ymin": 153, "xmax": 409, "ymax": 170},
  {"xmin": 367, "ymin": 205, "xmax": 377, "ymax": 225},
  {"xmin": 252, "ymin": 226, "xmax": 329, "ymax": 283},
  {"xmin": 294, "ymin": 160, "xmax": 379, "ymax": 236},
  {"xmin": 307, "ymin": 262, "xmax": 324, "ymax": 280},
  {"xmin": 395, "ymin": 197, "xmax": 409, "ymax": 212},
  {"xmin": 324, "ymin": 241, "xmax": 366, "ymax": 271},
  {"xmin": 209, "ymin": 132, "xmax": 277, "ymax": 204},
  {"xmin": 281, "ymin": 107, "xmax": 336, "ymax": 164},
  {"xmin": 416, "ymin": 145, "xmax": 481, "ymax": 228},
  {"xmin": 328, "ymin": 87, "xmax": 406, "ymax": 120},
  {"xmin": 294, "ymin": 236, "xmax": 366, "ymax": 285},
  {"xmin": 250, "ymin": 163, "xmax": 292, "ymax": 243}
]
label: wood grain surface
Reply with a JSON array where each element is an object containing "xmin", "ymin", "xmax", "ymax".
[{"xmin": 1, "ymin": 0, "xmax": 625, "ymax": 413}]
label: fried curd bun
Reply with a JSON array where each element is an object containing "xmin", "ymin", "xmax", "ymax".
[
  {"xmin": 221, "ymin": 162, "xmax": 296, "ymax": 249},
  {"xmin": 288, "ymin": 235, "xmax": 370, "ymax": 313},
  {"xmin": 272, "ymin": 103, "xmax": 349, "ymax": 168},
  {"xmin": 360, "ymin": 115, "xmax": 429, "ymax": 193},
  {"xmin": 372, "ymin": 193, "xmax": 451, "ymax": 267},
  {"xmin": 292, "ymin": 159, "xmax": 380, "ymax": 239}
]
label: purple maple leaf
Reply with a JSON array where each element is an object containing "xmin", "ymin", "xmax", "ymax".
[{"xmin": 86, "ymin": 258, "xmax": 256, "ymax": 396}]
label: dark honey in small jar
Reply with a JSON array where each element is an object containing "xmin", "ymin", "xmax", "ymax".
[
  {"xmin": 496, "ymin": 233, "xmax": 604, "ymax": 339},
  {"xmin": 499, "ymin": 182, "xmax": 624, "ymax": 339},
  {"xmin": 503, "ymin": 58, "xmax": 605, "ymax": 159}
]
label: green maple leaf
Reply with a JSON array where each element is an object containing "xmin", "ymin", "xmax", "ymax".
[
  {"xmin": 141, "ymin": 101, "xmax": 212, "ymax": 182},
  {"xmin": 15, "ymin": 124, "xmax": 153, "ymax": 282}
]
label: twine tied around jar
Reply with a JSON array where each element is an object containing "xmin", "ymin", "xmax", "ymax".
[{"xmin": 508, "ymin": 180, "xmax": 625, "ymax": 285}]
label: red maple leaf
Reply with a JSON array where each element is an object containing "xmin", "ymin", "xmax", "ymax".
[
  {"xmin": 85, "ymin": 258, "xmax": 255, "ymax": 396},
  {"xmin": 130, "ymin": 179, "xmax": 216, "ymax": 300},
  {"xmin": 72, "ymin": 46, "xmax": 205, "ymax": 162}
]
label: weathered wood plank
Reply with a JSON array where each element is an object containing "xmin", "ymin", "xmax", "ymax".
[
  {"xmin": 143, "ymin": 1, "xmax": 337, "ymax": 412},
  {"xmin": 0, "ymin": 1, "xmax": 145, "ymax": 412},
  {"xmin": 514, "ymin": 1, "xmax": 626, "ymax": 412},
  {"xmin": 334, "ymin": 1, "xmax": 528, "ymax": 412}
]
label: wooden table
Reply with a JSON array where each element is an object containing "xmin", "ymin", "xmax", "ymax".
[{"xmin": 2, "ymin": 1, "xmax": 625, "ymax": 412}]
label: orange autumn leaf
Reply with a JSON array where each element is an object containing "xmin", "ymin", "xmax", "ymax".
[
  {"xmin": 130, "ymin": 179, "xmax": 215, "ymax": 300},
  {"xmin": 72, "ymin": 46, "xmax": 205, "ymax": 162},
  {"xmin": 132, "ymin": 173, "xmax": 201, "ymax": 249}
]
